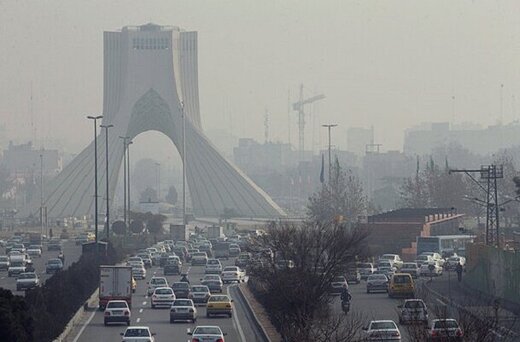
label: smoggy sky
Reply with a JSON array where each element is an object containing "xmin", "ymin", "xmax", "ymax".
[{"xmin": 1, "ymin": 0, "xmax": 520, "ymax": 155}]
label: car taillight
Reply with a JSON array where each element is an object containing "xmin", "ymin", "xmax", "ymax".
[
  {"xmin": 391, "ymin": 331, "xmax": 400, "ymax": 337},
  {"xmin": 104, "ymin": 311, "xmax": 110, "ymax": 316},
  {"xmin": 152, "ymin": 295, "xmax": 157, "ymax": 299},
  {"xmin": 226, "ymin": 304, "xmax": 231, "ymax": 308},
  {"xmin": 456, "ymin": 328, "xmax": 463, "ymax": 337},
  {"xmin": 192, "ymin": 339, "xmax": 200, "ymax": 342},
  {"xmin": 189, "ymin": 308, "xmax": 194, "ymax": 313},
  {"xmin": 216, "ymin": 339, "xmax": 224, "ymax": 342},
  {"xmin": 431, "ymin": 330, "xmax": 438, "ymax": 336},
  {"xmin": 124, "ymin": 310, "xmax": 130, "ymax": 316}
]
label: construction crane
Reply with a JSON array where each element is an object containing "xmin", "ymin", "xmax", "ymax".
[{"xmin": 292, "ymin": 84, "xmax": 325, "ymax": 161}]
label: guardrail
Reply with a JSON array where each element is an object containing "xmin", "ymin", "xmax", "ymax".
[{"xmin": 234, "ymin": 284, "xmax": 271, "ymax": 342}]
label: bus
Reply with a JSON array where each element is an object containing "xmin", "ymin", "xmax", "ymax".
[{"xmin": 416, "ymin": 235, "xmax": 475, "ymax": 258}]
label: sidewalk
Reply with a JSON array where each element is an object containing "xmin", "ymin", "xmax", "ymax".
[{"xmin": 423, "ymin": 272, "xmax": 519, "ymax": 336}]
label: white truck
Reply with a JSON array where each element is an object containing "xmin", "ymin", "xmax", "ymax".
[
  {"xmin": 206, "ymin": 225, "xmax": 224, "ymax": 239},
  {"xmin": 99, "ymin": 265, "xmax": 133, "ymax": 310}
]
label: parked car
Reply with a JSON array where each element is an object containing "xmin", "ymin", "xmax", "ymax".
[
  {"xmin": 16, "ymin": 272, "xmax": 39, "ymax": 291},
  {"xmin": 120, "ymin": 326, "xmax": 155, "ymax": 342},
  {"xmin": 206, "ymin": 294, "xmax": 233, "ymax": 318},
  {"xmin": 104, "ymin": 300, "xmax": 131, "ymax": 326},
  {"xmin": 400, "ymin": 262, "xmax": 420, "ymax": 278},
  {"xmin": 398, "ymin": 299, "xmax": 429, "ymax": 325},
  {"xmin": 357, "ymin": 262, "xmax": 376, "ymax": 280},
  {"xmin": 171, "ymin": 281, "xmax": 192, "ymax": 299},
  {"xmin": 170, "ymin": 299, "xmax": 197, "ymax": 323},
  {"xmin": 366, "ymin": 274, "xmax": 389, "ymax": 294},
  {"xmin": 191, "ymin": 285, "xmax": 211, "ymax": 304},
  {"xmin": 427, "ymin": 319, "xmax": 463, "ymax": 341},
  {"xmin": 363, "ymin": 320, "xmax": 401, "ymax": 341},
  {"xmin": 151, "ymin": 287, "xmax": 176, "ymax": 308},
  {"xmin": 188, "ymin": 326, "xmax": 226, "ymax": 342}
]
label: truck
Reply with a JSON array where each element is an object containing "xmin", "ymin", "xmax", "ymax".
[
  {"xmin": 206, "ymin": 225, "xmax": 224, "ymax": 239},
  {"xmin": 99, "ymin": 266, "xmax": 133, "ymax": 310},
  {"xmin": 170, "ymin": 224, "xmax": 188, "ymax": 241}
]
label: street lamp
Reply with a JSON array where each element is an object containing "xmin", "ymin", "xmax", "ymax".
[
  {"xmin": 127, "ymin": 140, "xmax": 133, "ymax": 220},
  {"xmin": 101, "ymin": 124, "xmax": 113, "ymax": 240},
  {"xmin": 119, "ymin": 136, "xmax": 130, "ymax": 225},
  {"xmin": 181, "ymin": 102, "xmax": 187, "ymax": 225},
  {"xmin": 87, "ymin": 115, "xmax": 103, "ymax": 248},
  {"xmin": 322, "ymin": 124, "xmax": 338, "ymax": 182}
]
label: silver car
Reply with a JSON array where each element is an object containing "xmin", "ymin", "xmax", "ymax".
[
  {"xmin": 364, "ymin": 320, "xmax": 401, "ymax": 341},
  {"xmin": 188, "ymin": 326, "xmax": 226, "ymax": 342},
  {"xmin": 366, "ymin": 274, "xmax": 389, "ymax": 293},
  {"xmin": 170, "ymin": 299, "xmax": 197, "ymax": 323},
  {"xmin": 398, "ymin": 299, "xmax": 428, "ymax": 325}
]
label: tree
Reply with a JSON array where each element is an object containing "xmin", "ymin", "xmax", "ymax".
[
  {"xmin": 165, "ymin": 186, "xmax": 178, "ymax": 205},
  {"xmin": 146, "ymin": 214, "xmax": 166, "ymax": 235},
  {"xmin": 129, "ymin": 219, "xmax": 144, "ymax": 234},
  {"xmin": 307, "ymin": 158, "xmax": 366, "ymax": 224},
  {"xmin": 111, "ymin": 221, "xmax": 126, "ymax": 235},
  {"xmin": 248, "ymin": 220, "xmax": 368, "ymax": 341},
  {"xmin": 139, "ymin": 187, "xmax": 158, "ymax": 203}
]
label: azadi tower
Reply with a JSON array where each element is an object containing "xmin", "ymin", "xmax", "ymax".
[{"xmin": 33, "ymin": 23, "xmax": 284, "ymax": 219}]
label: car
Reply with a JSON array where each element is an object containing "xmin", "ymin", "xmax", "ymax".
[
  {"xmin": 104, "ymin": 300, "xmax": 131, "ymax": 326},
  {"xmin": 379, "ymin": 254, "xmax": 403, "ymax": 269},
  {"xmin": 188, "ymin": 326, "xmax": 226, "ymax": 342},
  {"xmin": 346, "ymin": 269, "xmax": 361, "ymax": 284},
  {"xmin": 172, "ymin": 246, "xmax": 188, "ymax": 261},
  {"xmin": 427, "ymin": 319, "xmax": 463, "ymax": 341},
  {"xmin": 47, "ymin": 240, "xmax": 62, "ymax": 251},
  {"xmin": 186, "ymin": 249, "xmax": 199, "ymax": 262},
  {"xmin": 166, "ymin": 255, "xmax": 182, "ymax": 266},
  {"xmin": 11, "ymin": 243, "xmax": 26, "ymax": 253},
  {"xmin": 205, "ymin": 259, "xmax": 223, "ymax": 274},
  {"xmin": 420, "ymin": 262, "xmax": 443, "ymax": 277},
  {"xmin": 159, "ymin": 253, "xmax": 171, "ymax": 267},
  {"xmin": 191, "ymin": 285, "xmax": 211, "ymax": 304},
  {"xmin": 363, "ymin": 320, "xmax": 401, "ymax": 341},
  {"xmin": 136, "ymin": 253, "xmax": 152, "ymax": 268},
  {"xmin": 415, "ymin": 254, "xmax": 434, "ymax": 267},
  {"xmin": 444, "ymin": 256, "xmax": 466, "ymax": 271},
  {"xmin": 221, "ymin": 266, "xmax": 245, "ymax": 283},
  {"xmin": 45, "ymin": 258, "xmax": 64, "ymax": 274},
  {"xmin": 75, "ymin": 235, "xmax": 89, "ymax": 245},
  {"xmin": 0, "ymin": 256, "xmax": 10, "ymax": 270},
  {"xmin": 150, "ymin": 252, "xmax": 161, "ymax": 266},
  {"xmin": 171, "ymin": 282, "xmax": 192, "ymax": 299},
  {"xmin": 16, "ymin": 272, "xmax": 39, "ymax": 291},
  {"xmin": 132, "ymin": 265, "xmax": 147, "ymax": 280},
  {"xmin": 377, "ymin": 259, "xmax": 397, "ymax": 271},
  {"xmin": 235, "ymin": 252, "xmax": 252, "ymax": 268},
  {"xmin": 120, "ymin": 326, "xmax": 155, "ymax": 342},
  {"xmin": 357, "ymin": 262, "xmax": 376, "ymax": 280},
  {"xmin": 420, "ymin": 252, "xmax": 445, "ymax": 266},
  {"xmin": 201, "ymin": 275, "xmax": 223, "ymax": 293},
  {"xmin": 127, "ymin": 257, "xmax": 144, "ymax": 268},
  {"xmin": 398, "ymin": 299, "xmax": 429, "ymax": 325},
  {"xmin": 163, "ymin": 262, "xmax": 181, "ymax": 276},
  {"xmin": 329, "ymin": 276, "xmax": 349, "ymax": 294},
  {"xmin": 366, "ymin": 274, "xmax": 389, "ymax": 293},
  {"xmin": 151, "ymin": 287, "xmax": 176, "ymax": 308},
  {"xmin": 8, "ymin": 262, "xmax": 26, "ymax": 278},
  {"xmin": 388, "ymin": 273, "xmax": 415, "ymax": 298},
  {"xmin": 206, "ymin": 294, "xmax": 233, "ymax": 318},
  {"xmin": 170, "ymin": 299, "xmax": 197, "ymax": 323},
  {"xmin": 400, "ymin": 262, "xmax": 420, "ymax": 278},
  {"xmin": 228, "ymin": 243, "xmax": 241, "ymax": 257},
  {"xmin": 146, "ymin": 277, "xmax": 169, "ymax": 296},
  {"xmin": 191, "ymin": 252, "xmax": 208, "ymax": 265},
  {"xmin": 26, "ymin": 245, "xmax": 42, "ymax": 257}
]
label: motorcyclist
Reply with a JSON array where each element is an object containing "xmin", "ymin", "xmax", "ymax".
[
  {"xmin": 340, "ymin": 284, "xmax": 352, "ymax": 303},
  {"xmin": 180, "ymin": 273, "xmax": 190, "ymax": 284},
  {"xmin": 58, "ymin": 251, "xmax": 65, "ymax": 263}
]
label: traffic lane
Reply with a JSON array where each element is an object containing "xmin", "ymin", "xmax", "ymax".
[
  {"xmin": 0, "ymin": 240, "xmax": 81, "ymax": 294},
  {"xmin": 77, "ymin": 259, "xmax": 243, "ymax": 342}
]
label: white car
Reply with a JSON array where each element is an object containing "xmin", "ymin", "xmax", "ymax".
[
  {"xmin": 420, "ymin": 252, "xmax": 445, "ymax": 266},
  {"xmin": 357, "ymin": 262, "xmax": 376, "ymax": 279},
  {"xmin": 188, "ymin": 326, "xmax": 226, "ymax": 342},
  {"xmin": 0, "ymin": 256, "xmax": 10, "ymax": 270},
  {"xmin": 151, "ymin": 287, "xmax": 176, "ymax": 308},
  {"xmin": 379, "ymin": 254, "xmax": 403, "ymax": 269},
  {"xmin": 147, "ymin": 276, "xmax": 169, "ymax": 296},
  {"xmin": 363, "ymin": 320, "xmax": 401, "ymax": 341},
  {"xmin": 400, "ymin": 262, "xmax": 420, "ymax": 278},
  {"xmin": 221, "ymin": 266, "xmax": 245, "ymax": 283},
  {"xmin": 104, "ymin": 300, "xmax": 131, "ymax": 326},
  {"xmin": 205, "ymin": 259, "xmax": 222, "ymax": 274},
  {"xmin": 132, "ymin": 265, "xmax": 146, "ymax": 280},
  {"xmin": 445, "ymin": 256, "xmax": 466, "ymax": 271},
  {"xmin": 420, "ymin": 262, "xmax": 443, "ymax": 277},
  {"xmin": 26, "ymin": 245, "xmax": 42, "ymax": 258},
  {"xmin": 191, "ymin": 252, "xmax": 208, "ymax": 265},
  {"xmin": 16, "ymin": 272, "xmax": 39, "ymax": 291},
  {"xmin": 415, "ymin": 254, "xmax": 434, "ymax": 267},
  {"xmin": 120, "ymin": 326, "xmax": 155, "ymax": 342}
]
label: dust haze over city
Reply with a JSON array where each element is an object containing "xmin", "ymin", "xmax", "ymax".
[{"xmin": 0, "ymin": 1, "xmax": 520, "ymax": 342}]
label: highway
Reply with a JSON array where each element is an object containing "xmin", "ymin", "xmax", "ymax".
[
  {"xmin": 0, "ymin": 239, "xmax": 82, "ymax": 294},
  {"xmin": 73, "ymin": 257, "xmax": 266, "ymax": 342}
]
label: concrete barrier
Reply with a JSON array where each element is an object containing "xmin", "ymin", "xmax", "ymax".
[
  {"xmin": 53, "ymin": 288, "xmax": 99, "ymax": 342},
  {"xmin": 235, "ymin": 284, "xmax": 271, "ymax": 342}
]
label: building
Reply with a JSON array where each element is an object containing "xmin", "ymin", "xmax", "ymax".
[
  {"xmin": 233, "ymin": 138, "xmax": 297, "ymax": 175},
  {"xmin": 1, "ymin": 141, "xmax": 61, "ymax": 177},
  {"xmin": 347, "ymin": 126, "xmax": 374, "ymax": 156},
  {"xmin": 404, "ymin": 121, "xmax": 520, "ymax": 156}
]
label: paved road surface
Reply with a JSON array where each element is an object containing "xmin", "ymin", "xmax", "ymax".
[
  {"xmin": 74, "ymin": 257, "xmax": 264, "ymax": 342},
  {"xmin": 0, "ymin": 239, "xmax": 82, "ymax": 294}
]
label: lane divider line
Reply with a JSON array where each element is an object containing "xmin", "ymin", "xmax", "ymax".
[
  {"xmin": 71, "ymin": 307, "xmax": 97, "ymax": 342},
  {"xmin": 227, "ymin": 285, "xmax": 246, "ymax": 342},
  {"xmin": 139, "ymin": 308, "xmax": 143, "ymax": 313},
  {"xmin": 136, "ymin": 318, "xmax": 141, "ymax": 323}
]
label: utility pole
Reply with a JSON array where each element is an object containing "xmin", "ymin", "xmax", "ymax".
[
  {"xmin": 127, "ymin": 140, "xmax": 133, "ymax": 221},
  {"xmin": 101, "ymin": 124, "xmax": 113, "ymax": 240},
  {"xmin": 181, "ymin": 102, "xmax": 187, "ymax": 225},
  {"xmin": 119, "ymin": 136, "xmax": 130, "ymax": 226},
  {"xmin": 39, "ymin": 151, "xmax": 44, "ymax": 238},
  {"xmin": 322, "ymin": 124, "xmax": 337, "ymax": 182},
  {"xmin": 87, "ymin": 115, "xmax": 103, "ymax": 257},
  {"xmin": 450, "ymin": 164, "xmax": 503, "ymax": 247}
]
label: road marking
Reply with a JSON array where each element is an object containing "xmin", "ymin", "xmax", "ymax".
[
  {"xmin": 139, "ymin": 308, "xmax": 143, "ymax": 313},
  {"xmin": 136, "ymin": 318, "xmax": 141, "ymax": 323},
  {"xmin": 142, "ymin": 301, "xmax": 147, "ymax": 305},
  {"xmin": 228, "ymin": 285, "xmax": 246, "ymax": 342},
  {"xmin": 71, "ymin": 306, "xmax": 98, "ymax": 342}
]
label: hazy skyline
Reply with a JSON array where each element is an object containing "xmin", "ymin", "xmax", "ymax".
[{"xmin": 1, "ymin": 0, "xmax": 520, "ymax": 159}]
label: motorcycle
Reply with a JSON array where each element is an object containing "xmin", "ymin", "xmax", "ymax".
[{"xmin": 341, "ymin": 300, "xmax": 350, "ymax": 314}]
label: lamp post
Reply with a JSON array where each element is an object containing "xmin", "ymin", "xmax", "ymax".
[
  {"xmin": 87, "ymin": 115, "xmax": 103, "ymax": 250},
  {"xmin": 322, "ymin": 124, "xmax": 338, "ymax": 182},
  {"xmin": 39, "ymin": 151, "xmax": 44, "ymax": 238},
  {"xmin": 181, "ymin": 102, "xmax": 187, "ymax": 225},
  {"xmin": 127, "ymin": 140, "xmax": 133, "ymax": 220},
  {"xmin": 119, "ymin": 136, "xmax": 130, "ymax": 225},
  {"xmin": 101, "ymin": 124, "xmax": 113, "ymax": 240}
]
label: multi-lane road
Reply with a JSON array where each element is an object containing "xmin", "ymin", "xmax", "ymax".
[
  {"xmin": 0, "ymin": 239, "xmax": 82, "ymax": 294},
  {"xmin": 72, "ymin": 257, "xmax": 267, "ymax": 342}
]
